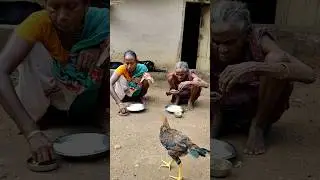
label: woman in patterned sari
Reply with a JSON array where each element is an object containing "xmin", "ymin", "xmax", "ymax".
[
  {"xmin": 110, "ymin": 50, "xmax": 154, "ymax": 116},
  {"xmin": 0, "ymin": 0, "xmax": 109, "ymax": 164}
]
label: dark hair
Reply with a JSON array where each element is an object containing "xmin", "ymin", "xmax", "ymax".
[{"xmin": 124, "ymin": 50, "xmax": 137, "ymax": 60}]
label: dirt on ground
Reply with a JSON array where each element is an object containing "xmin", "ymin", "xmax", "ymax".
[
  {"xmin": 110, "ymin": 80, "xmax": 211, "ymax": 180},
  {"xmin": 215, "ymin": 56, "xmax": 320, "ymax": 180}
]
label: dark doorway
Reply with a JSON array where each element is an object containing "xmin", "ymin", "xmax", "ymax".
[
  {"xmin": 180, "ymin": 2, "xmax": 201, "ymax": 69},
  {"xmin": 239, "ymin": 0, "xmax": 277, "ymax": 24}
]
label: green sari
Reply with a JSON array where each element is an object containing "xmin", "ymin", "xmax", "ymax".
[{"xmin": 51, "ymin": 7, "xmax": 109, "ymax": 118}]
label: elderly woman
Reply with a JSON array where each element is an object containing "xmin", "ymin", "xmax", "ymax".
[
  {"xmin": 166, "ymin": 61, "xmax": 209, "ymax": 110},
  {"xmin": 0, "ymin": 0, "xmax": 109, "ymax": 165},
  {"xmin": 211, "ymin": 0, "xmax": 315, "ymax": 155},
  {"xmin": 110, "ymin": 50, "xmax": 154, "ymax": 116}
]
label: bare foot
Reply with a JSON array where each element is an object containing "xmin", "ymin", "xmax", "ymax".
[
  {"xmin": 187, "ymin": 102, "xmax": 194, "ymax": 111},
  {"xmin": 243, "ymin": 126, "xmax": 266, "ymax": 155}
]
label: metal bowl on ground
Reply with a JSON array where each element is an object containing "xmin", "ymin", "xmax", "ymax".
[
  {"xmin": 211, "ymin": 158, "xmax": 232, "ymax": 178},
  {"xmin": 26, "ymin": 157, "xmax": 59, "ymax": 172},
  {"xmin": 126, "ymin": 103, "xmax": 145, "ymax": 112},
  {"xmin": 165, "ymin": 104, "xmax": 183, "ymax": 113},
  {"xmin": 212, "ymin": 139, "xmax": 236, "ymax": 160}
]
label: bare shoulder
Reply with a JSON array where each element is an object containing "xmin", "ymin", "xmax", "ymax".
[
  {"xmin": 167, "ymin": 72, "xmax": 175, "ymax": 78},
  {"xmin": 190, "ymin": 71, "xmax": 199, "ymax": 77},
  {"xmin": 260, "ymin": 35, "xmax": 283, "ymax": 53},
  {"xmin": 260, "ymin": 35, "xmax": 293, "ymax": 63},
  {"xmin": 190, "ymin": 71, "xmax": 200, "ymax": 80}
]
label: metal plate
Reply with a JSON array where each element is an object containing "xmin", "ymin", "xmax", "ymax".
[
  {"xmin": 165, "ymin": 105, "xmax": 183, "ymax": 113},
  {"xmin": 53, "ymin": 133, "xmax": 109, "ymax": 157},
  {"xmin": 126, "ymin": 103, "xmax": 145, "ymax": 112},
  {"xmin": 26, "ymin": 157, "xmax": 59, "ymax": 172},
  {"xmin": 212, "ymin": 139, "xmax": 236, "ymax": 160}
]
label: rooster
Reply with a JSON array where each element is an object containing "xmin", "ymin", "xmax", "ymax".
[{"xmin": 159, "ymin": 116, "xmax": 210, "ymax": 180}]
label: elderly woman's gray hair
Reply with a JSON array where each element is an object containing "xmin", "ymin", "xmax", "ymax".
[
  {"xmin": 211, "ymin": 0, "xmax": 251, "ymax": 32},
  {"xmin": 124, "ymin": 50, "xmax": 137, "ymax": 59},
  {"xmin": 175, "ymin": 61, "xmax": 189, "ymax": 72}
]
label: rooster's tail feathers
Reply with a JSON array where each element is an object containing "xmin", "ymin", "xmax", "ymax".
[{"xmin": 189, "ymin": 147, "xmax": 210, "ymax": 158}]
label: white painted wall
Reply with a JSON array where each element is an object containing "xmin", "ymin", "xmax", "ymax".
[{"xmin": 110, "ymin": 0, "xmax": 185, "ymax": 70}]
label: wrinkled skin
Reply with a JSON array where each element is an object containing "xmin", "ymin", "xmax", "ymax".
[
  {"xmin": 175, "ymin": 68, "xmax": 188, "ymax": 82},
  {"xmin": 167, "ymin": 69, "xmax": 208, "ymax": 110},
  {"xmin": 212, "ymin": 22, "xmax": 315, "ymax": 155}
]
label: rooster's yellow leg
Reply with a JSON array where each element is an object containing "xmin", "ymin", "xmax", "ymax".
[
  {"xmin": 159, "ymin": 159, "xmax": 174, "ymax": 171},
  {"xmin": 170, "ymin": 163, "xmax": 183, "ymax": 180}
]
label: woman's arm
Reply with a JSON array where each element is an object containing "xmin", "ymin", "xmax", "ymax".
[
  {"xmin": 257, "ymin": 36, "xmax": 316, "ymax": 84},
  {"xmin": 110, "ymin": 72, "xmax": 122, "ymax": 105},
  {"xmin": 190, "ymin": 73, "xmax": 209, "ymax": 88},
  {"xmin": 0, "ymin": 33, "xmax": 39, "ymax": 137}
]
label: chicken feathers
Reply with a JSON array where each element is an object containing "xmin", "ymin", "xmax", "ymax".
[{"xmin": 159, "ymin": 116, "xmax": 210, "ymax": 163}]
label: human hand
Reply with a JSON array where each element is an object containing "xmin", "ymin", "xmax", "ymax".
[
  {"xmin": 77, "ymin": 48, "xmax": 101, "ymax": 73},
  {"xmin": 118, "ymin": 102, "xmax": 128, "ymax": 114},
  {"xmin": 131, "ymin": 77, "xmax": 141, "ymax": 84},
  {"xmin": 219, "ymin": 62, "xmax": 260, "ymax": 93},
  {"xmin": 166, "ymin": 89, "xmax": 179, "ymax": 96},
  {"xmin": 170, "ymin": 89, "xmax": 179, "ymax": 94},
  {"xmin": 27, "ymin": 131, "xmax": 55, "ymax": 163},
  {"xmin": 211, "ymin": 91, "xmax": 223, "ymax": 103}
]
